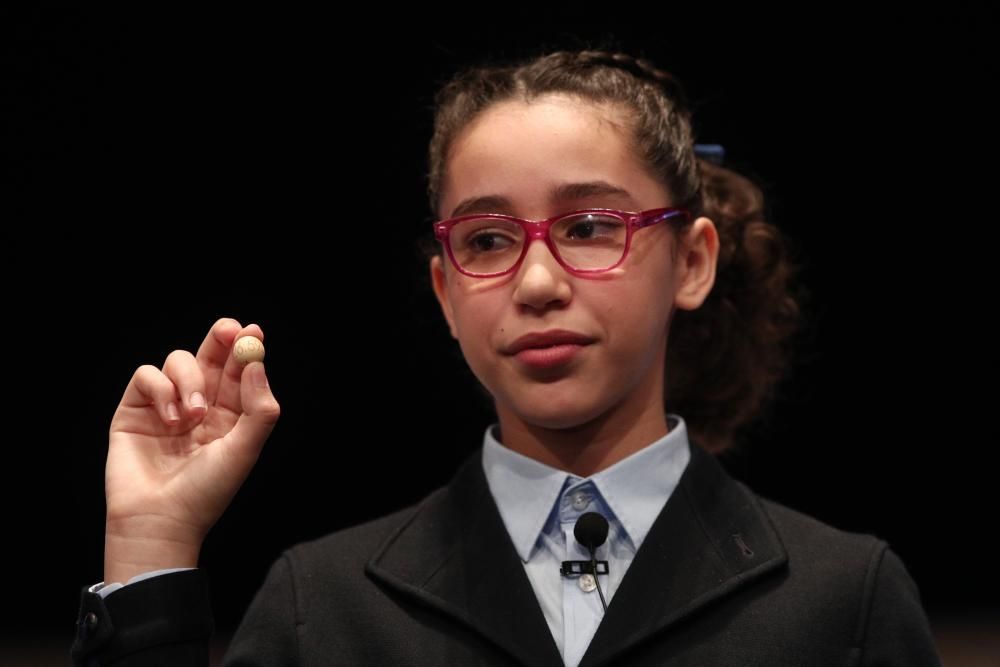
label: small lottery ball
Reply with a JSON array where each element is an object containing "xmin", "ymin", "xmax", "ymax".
[{"xmin": 233, "ymin": 336, "xmax": 265, "ymax": 365}]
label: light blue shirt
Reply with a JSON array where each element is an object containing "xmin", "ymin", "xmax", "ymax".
[
  {"xmin": 481, "ymin": 413, "xmax": 690, "ymax": 667},
  {"xmin": 90, "ymin": 567, "xmax": 195, "ymax": 598},
  {"xmin": 90, "ymin": 413, "xmax": 691, "ymax": 667}
]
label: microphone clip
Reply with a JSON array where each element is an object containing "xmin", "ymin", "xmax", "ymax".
[{"xmin": 560, "ymin": 560, "xmax": 609, "ymax": 577}]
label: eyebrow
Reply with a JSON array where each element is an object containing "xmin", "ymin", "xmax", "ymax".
[{"xmin": 449, "ymin": 180, "xmax": 637, "ymax": 218}]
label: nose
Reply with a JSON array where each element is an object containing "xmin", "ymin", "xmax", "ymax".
[{"xmin": 510, "ymin": 236, "xmax": 572, "ymax": 308}]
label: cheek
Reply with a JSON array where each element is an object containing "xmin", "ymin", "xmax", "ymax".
[
  {"xmin": 451, "ymin": 299, "xmax": 501, "ymax": 365},
  {"xmin": 605, "ymin": 290, "xmax": 672, "ymax": 360}
]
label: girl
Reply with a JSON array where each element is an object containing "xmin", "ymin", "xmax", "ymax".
[{"xmin": 72, "ymin": 48, "xmax": 942, "ymax": 666}]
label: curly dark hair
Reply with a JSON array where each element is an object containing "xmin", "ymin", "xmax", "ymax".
[{"xmin": 414, "ymin": 48, "xmax": 812, "ymax": 454}]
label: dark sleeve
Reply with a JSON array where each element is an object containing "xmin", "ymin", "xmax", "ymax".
[
  {"xmin": 221, "ymin": 551, "xmax": 300, "ymax": 665},
  {"xmin": 859, "ymin": 544, "xmax": 943, "ymax": 666},
  {"xmin": 70, "ymin": 568, "xmax": 214, "ymax": 665}
]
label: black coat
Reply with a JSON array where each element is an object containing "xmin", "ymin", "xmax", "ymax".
[{"xmin": 72, "ymin": 441, "xmax": 943, "ymax": 665}]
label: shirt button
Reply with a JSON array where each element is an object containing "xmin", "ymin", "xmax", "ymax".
[
  {"xmin": 572, "ymin": 493, "xmax": 589, "ymax": 510},
  {"xmin": 579, "ymin": 573, "xmax": 597, "ymax": 592}
]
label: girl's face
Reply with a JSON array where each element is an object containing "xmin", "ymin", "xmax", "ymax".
[{"xmin": 431, "ymin": 93, "xmax": 717, "ymax": 433}]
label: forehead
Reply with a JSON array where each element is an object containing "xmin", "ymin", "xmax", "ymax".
[{"xmin": 442, "ymin": 95, "xmax": 668, "ymax": 218}]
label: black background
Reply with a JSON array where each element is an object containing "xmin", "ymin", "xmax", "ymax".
[{"xmin": 3, "ymin": 6, "xmax": 997, "ymax": 656}]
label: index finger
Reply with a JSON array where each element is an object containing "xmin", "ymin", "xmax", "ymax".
[{"xmin": 195, "ymin": 317, "xmax": 243, "ymax": 406}]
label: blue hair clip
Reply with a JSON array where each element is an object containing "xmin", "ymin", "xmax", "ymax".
[{"xmin": 694, "ymin": 143, "xmax": 725, "ymax": 164}]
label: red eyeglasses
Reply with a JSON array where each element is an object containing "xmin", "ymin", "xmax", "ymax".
[{"xmin": 432, "ymin": 207, "xmax": 691, "ymax": 278}]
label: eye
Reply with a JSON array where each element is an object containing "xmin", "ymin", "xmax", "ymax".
[
  {"xmin": 558, "ymin": 214, "xmax": 625, "ymax": 243},
  {"xmin": 454, "ymin": 218, "xmax": 522, "ymax": 254},
  {"xmin": 468, "ymin": 230, "xmax": 516, "ymax": 252}
]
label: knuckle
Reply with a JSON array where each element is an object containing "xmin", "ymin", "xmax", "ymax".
[
  {"xmin": 164, "ymin": 348, "xmax": 194, "ymax": 366},
  {"xmin": 135, "ymin": 363, "xmax": 158, "ymax": 378},
  {"xmin": 163, "ymin": 353, "xmax": 201, "ymax": 386},
  {"xmin": 134, "ymin": 364, "xmax": 166, "ymax": 389},
  {"xmin": 260, "ymin": 401, "xmax": 281, "ymax": 421}
]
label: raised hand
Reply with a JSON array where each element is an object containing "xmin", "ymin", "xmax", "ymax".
[{"xmin": 103, "ymin": 317, "xmax": 281, "ymax": 585}]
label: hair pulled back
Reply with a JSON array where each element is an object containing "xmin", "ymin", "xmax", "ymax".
[{"xmin": 418, "ymin": 48, "xmax": 811, "ymax": 454}]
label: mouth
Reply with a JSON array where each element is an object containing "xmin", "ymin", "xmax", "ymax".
[
  {"xmin": 512, "ymin": 342, "xmax": 591, "ymax": 370},
  {"xmin": 505, "ymin": 329, "xmax": 597, "ymax": 355}
]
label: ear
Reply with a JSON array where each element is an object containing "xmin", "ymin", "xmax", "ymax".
[
  {"xmin": 673, "ymin": 216, "xmax": 720, "ymax": 312},
  {"xmin": 430, "ymin": 254, "xmax": 459, "ymax": 339}
]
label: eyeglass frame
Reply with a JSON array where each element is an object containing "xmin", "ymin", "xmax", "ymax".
[{"xmin": 432, "ymin": 206, "xmax": 692, "ymax": 278}]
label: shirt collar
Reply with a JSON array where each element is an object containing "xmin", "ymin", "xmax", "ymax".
[{"xmin": 481, "ymin": 413, "xmax": 691, "ymax": 562}]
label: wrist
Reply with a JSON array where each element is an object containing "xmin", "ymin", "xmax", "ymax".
[{"xmin": 104, "ymin": 516, "xmax": 203, "ymax": 585}]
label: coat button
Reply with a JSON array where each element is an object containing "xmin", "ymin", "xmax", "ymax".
[{"xmin": 84, "ymin": 611, "xmax": 98, "ymax": 633}]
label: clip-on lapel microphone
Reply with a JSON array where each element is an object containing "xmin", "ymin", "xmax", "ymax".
[{"xmin": 560, "ymin": 511, "xmax": 610, "ymax": 612}]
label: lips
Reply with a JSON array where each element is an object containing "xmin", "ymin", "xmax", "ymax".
[{"xmin": 505, "ymin": 329, "xmax": 597, "ymax": 355}]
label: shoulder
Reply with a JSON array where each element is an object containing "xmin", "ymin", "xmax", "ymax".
[
  {"xmin": 271, "ymin": 482, "xmax": 453, "ymax": 581},
  {"xmin": 692, "ymin": 443, "xmax": 898, "ymax": 587},
  {"xmin": 241, "ymin": 482, "xmax": 460, "ymax": 635},
  {"xmin": 746, "ymin": 481, "xmax": 885, "ymax": 554},
  {"xmin": 734, "ymin": 482, "xmax": 939, "ymax": 661},
  {"xmin": 737, "ymin": 479, "xmax": 893, "ymax": 578},
  {"xmin": 735, "ymin": 479, "xmax": 930, "ymax": 622}
]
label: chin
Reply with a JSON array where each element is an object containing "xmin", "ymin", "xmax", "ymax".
[{"xmin": 506, "ymin": 399, "xmax": 606, "ymax": 432}]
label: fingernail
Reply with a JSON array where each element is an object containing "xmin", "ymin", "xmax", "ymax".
[
  {"xmin": 253, "ymin": 363, "xmax": 269, "ymax": 388},
  {"xmin": 190, "ymin": 392, "xmax": 206, "ymax": 410},
  {"xmin": 166, "ymin": 402, "xmax": 180, "ymax": 421}
]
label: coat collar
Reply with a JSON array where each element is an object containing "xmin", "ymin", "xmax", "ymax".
[{"xmin": 365, "ymin": 441, "xmax": 789, "ymax": 667}]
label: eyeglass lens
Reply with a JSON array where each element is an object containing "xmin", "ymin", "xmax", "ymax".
[{"xmin": 449, "ymin": 212, "xmax": 627, "ymax": 274}]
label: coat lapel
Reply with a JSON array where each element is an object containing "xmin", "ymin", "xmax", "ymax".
[
  {"xmin": 577, "ymin": 441, "xmax": 789, "ymax": 666},
  {"xmin": 365, "ymin": 441, "xmax": 789, "ymax": 667},
  {"xmin": 365, "ymin": 449, "xmax": 565, "ymax": 666}
]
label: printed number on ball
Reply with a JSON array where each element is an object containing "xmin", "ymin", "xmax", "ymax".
[{"xmin": 233, "ymin": 336, "xmax": 265, "ymax": 364}]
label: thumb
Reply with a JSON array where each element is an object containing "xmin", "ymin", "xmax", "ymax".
[{"xmin": 226, "ymin": 362, "xmax": 281, "ymax": 466}]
